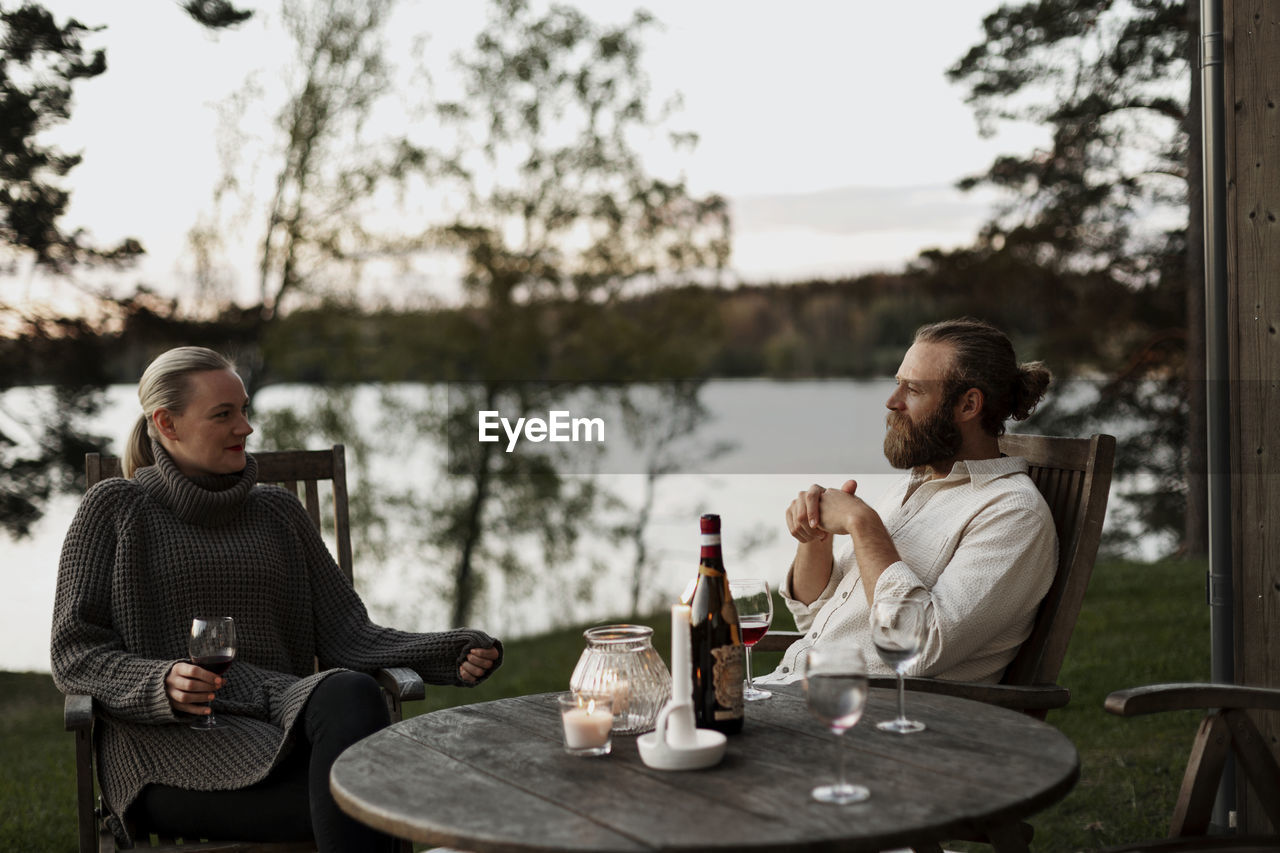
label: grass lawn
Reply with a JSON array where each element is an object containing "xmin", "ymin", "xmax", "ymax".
[{"xmin": 2, "ymin": 558, "xmax": 1210, "ymax": 852}]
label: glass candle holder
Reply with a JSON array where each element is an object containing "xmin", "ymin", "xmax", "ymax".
[
  {"xmin": 569, "ymin": 624, "xmax": 672, "ymax": 735},
  {"xmin": 558, "ymin": 693, "xmax": 613, "ymax": 756}
]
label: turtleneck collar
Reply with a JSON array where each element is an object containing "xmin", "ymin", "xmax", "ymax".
[{"xmin": 135, "ymin": 440, "xmax": 259, "ymax": 527}]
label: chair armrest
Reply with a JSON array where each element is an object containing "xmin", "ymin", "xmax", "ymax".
[
  {"xmin": 869, "ymin": 676, "xmax": 1070, "ymax": 712},
  {"xmin": 1105, "ymin": 682, "xmax": 1280, "ymax": 717},
  {"xmin": 65, "ymin": 693, "xmax": 94, "ymax": 732},
  {"xmin": 374, "ymin": 667, "xmax": 425, "ymax": 703}
]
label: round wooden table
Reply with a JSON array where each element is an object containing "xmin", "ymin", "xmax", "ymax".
[{"xmin": 331, "ymin": 686, "xmax": 1078, "ymax": 853}]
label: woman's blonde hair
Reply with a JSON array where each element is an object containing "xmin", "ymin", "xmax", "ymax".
[{"xmin": 123, "ymin": 347, "xmax": 237, "ymax": 477}]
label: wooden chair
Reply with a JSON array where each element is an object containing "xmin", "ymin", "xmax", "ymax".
[
  {"xmin": 1100, "ymin": 683, "xmax": 1280, "ymax": 851},
  {"xmin": 756, "ymin": 432, "xmax": 1117, "ymax": 718},
  {"xmin": 64, "ymin": 446, "xmax": 421, "ymax": 853}
]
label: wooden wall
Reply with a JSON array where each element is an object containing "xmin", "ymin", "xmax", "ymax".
[{"xmin": 1223, "ymin": 0, "xmax": 1280, "ymax": 835}]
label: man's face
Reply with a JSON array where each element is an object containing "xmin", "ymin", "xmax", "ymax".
[{"xmin": 883, "ymin": 341, "xmax": 962, "ymax": 470}]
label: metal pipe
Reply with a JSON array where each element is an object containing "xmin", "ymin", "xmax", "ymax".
[{"xmin": 1199, "ymin": 0, "xmax": 1235, "ymax": 831}]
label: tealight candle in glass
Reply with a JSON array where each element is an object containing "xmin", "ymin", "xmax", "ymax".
[{"xmin": 559, "ymin": 693, "xmax": 614, "ymax": 756}]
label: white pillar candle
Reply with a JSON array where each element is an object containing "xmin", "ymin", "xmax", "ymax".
[
  {"xmin": 562, "ymin": 705, "xmax": 613, "ymax": 749},
  {"xmin": 671, "ymin": 604, "xmax": 692, "ymax": 702}
]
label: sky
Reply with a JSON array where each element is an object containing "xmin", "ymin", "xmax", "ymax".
[{"xmin": 4, "ymin": 0, "xmax": 1046, "ymax": 313}]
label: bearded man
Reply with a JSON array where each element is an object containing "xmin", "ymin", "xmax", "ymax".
[{"xmin": 759, "ymin": 318, "xmax": 1057, "ymax": 684}]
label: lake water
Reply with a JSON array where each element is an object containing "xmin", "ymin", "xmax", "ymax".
[{"xmin": 0, "ymin": 379, "xmax": 1149, "ymax": 673}]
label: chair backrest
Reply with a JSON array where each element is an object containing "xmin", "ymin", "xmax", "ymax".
[
  {"xmin": 85, "ymin": 446, "xmax": 353, "ymax": 584},
  {"xmin": 997, "ymin": 433, "xmax": 1116, "ymax": 687}
]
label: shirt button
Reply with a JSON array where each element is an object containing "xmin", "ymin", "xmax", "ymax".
[
  {"xmin": 841, "ymin": 591, "xmax": 849, "ymax": 599},
  {"xmin": 810, "ymin": 632, "xmax": 818, "ymax": 639},
  {"xmin": 780, "ymin": 666, "xmax": 789, "ymax": 674}
]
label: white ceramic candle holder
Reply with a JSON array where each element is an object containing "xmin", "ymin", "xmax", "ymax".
[{"xmin": 638, "ymin": 604, "xmax": 726, "ymax": 771}]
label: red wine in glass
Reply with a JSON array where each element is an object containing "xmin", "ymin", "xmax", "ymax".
[
  {"xmin": 192, "ymin": 654, "xmax": 235, "ymax": 676},
  {"xmin": 189, "ymin": 616, "xmax": 236, "ymax": 730},
  {"xmin": 728, "ymin": 579, "xmax": 774, "ymax": 701},
  {"xmin": 740, "ymin": 620, "xmax": 770, "ymax": 647}
]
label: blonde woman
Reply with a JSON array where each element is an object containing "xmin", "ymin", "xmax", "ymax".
[{"xmin": 52, "ymin": 346, "xmax": 502, "ymax": 851}]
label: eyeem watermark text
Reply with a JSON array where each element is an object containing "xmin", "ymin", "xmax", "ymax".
[{"xmin": 478, "ymin": 410, "xmax": 605, "ymax": 452}]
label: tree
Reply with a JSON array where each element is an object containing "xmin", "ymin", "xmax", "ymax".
[
  {"xmin": 611, "ymin": 381, "xmax": 732, "ymax": 617},
  {"xmin": 942, "ymin": 0, "xmax": 1200, "ymax": 554},
  {"xmin": 250, "ymin": 0, "xmax": 395, "ymax": 323},
  {"xmin": 203, "ymin": 0, "xmax": 446, "ymax": 394},
  {"xmin": 0, "ymin": 4, "xmax": 140, "ymax": 270},
  {"xmin": 181, "ymin": 0, "xmax": 253, "ymax": 30},
  {"xmin": 414, "ymin": 0, "xmax": 730, "ymax": 625},
  {"xmin": 0, "ymin": 2, "xmax": 249, "ymax": 536},
  {"xmin": 203, "ymin": 0, "xmax": 727, "ymax": 627}
]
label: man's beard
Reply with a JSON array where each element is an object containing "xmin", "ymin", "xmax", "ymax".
[{"xmin": 883, "ymin": 406, "xmax": 962, "ymax": 470}]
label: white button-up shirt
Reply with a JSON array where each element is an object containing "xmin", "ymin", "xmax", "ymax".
[{"xmin": 758, "ymin": 456, "xmax": 1058, "ymax": 684}]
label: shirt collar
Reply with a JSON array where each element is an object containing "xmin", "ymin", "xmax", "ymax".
[
  {"xmin": 949, "ymin": 454, "xmax": 1029, "ymax": 487},
  {"xmin": 908, "ymin": 454, "xmax": 1028, "ymax": 489}
]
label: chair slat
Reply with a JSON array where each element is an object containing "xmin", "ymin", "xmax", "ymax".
[{"xmin": 304, "ymin": 480, "xmax": 321, "ymax": 530}]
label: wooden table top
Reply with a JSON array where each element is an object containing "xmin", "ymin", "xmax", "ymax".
[{"xmin": 330, "ymin": 686, "xmax": 1078, "ymax": 853}]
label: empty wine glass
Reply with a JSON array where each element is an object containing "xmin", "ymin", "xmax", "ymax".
[
  {"xmin": 729, "ymin": 578, "xmax": 773, "ymax": 700},
  {"xmin": 188, "ymin": 616, "xmax": 236, "ymax": 730},
  {"xmin": 870, "ymin": 596, "xmax": 926, "ymax": 734},
  {"xmin": 802, "ymin": 647, "xmax": 870, "ymax": 804}
]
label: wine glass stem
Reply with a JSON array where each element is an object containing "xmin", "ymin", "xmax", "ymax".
[
  {"xmin": 834, "ymin": 730, "xmax": 846, "ymax": 790},
  {"xmin": 895, "ymin": 671, "xmax": 907, "ymax": 722},
  {"xmin": 744, "ymin": 646, "xmax": 755, "ymax": 691}
]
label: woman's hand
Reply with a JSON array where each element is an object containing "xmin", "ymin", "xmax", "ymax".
[
  {"xmin": 166, "ymin": 661, "xmax": 225, "ymax": 715},
  {"xmin": 459, "ymin": 646, "xmax": 500, "ymax": 684}
]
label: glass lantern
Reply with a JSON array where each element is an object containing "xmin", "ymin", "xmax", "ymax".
[{"xmin": 569, "ymin": 624, "xmax": 672, "ymax": 734}]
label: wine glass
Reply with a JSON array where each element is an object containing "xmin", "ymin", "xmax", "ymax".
[
  {"xmin": 729, "ymin": 578, "xmax": 773, "ymax": 701},
  {"xmin": 870, "ymin": 596, "xmax": 926, "ymax": 734},
  {"xmin": 189, "ymin": 616, "xmax": 236, "ymax": 730},
  {"xmin": 802, "ymin": 647, "xmax": 870, "ymax": 804}
]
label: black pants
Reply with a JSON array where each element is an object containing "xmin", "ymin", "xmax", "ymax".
[{"xmin": 133, "ymin": 671, "xmax": 395, "ymax": 852}]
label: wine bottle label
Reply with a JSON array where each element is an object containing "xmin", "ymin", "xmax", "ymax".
[
  {"xmin": 700, "ymin": 533, "xmax": 721, "ymax": 545},
  {"xmin": 711, "ymin": 644, "xmax": 745, "ymax": 719}
]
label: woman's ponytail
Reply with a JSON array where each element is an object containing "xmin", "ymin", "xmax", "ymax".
[{"xmin": 122, "ymin": 415, "xmax": 154, "ymax": 479}]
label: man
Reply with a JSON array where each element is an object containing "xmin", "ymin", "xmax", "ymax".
[{"xmin": 759, "ymin": 318, "xmax": 1058, "ymax": 684}]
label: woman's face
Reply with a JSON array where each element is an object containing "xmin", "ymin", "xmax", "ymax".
[{"xmin": 154, "ymin": 369, "xmax": 253, "ymax": 477}]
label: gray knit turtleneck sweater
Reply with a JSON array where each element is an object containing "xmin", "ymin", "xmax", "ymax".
[{"xmin": 51, "ymin": 443, "xmax": 502, "ymax": 845}]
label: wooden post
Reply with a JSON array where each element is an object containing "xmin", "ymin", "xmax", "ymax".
[{"xmin": 1222, "ymin": 0, "xmax": 1280, "ymax": 835}]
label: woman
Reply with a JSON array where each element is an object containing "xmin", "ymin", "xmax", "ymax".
[{"xmin": 51, "ymin": 346, "xmax": 502, "ymax": 851}]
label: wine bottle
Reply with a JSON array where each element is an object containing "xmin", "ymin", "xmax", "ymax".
[{"xmin": 688, "ymin": 513, "xmax": 744, "ymax": 734}]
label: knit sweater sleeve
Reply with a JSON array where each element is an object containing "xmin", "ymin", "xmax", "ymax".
[
  {"xmin": 264, "ymin": 488, "xmax": 503, "ymax": 687},
  {"xmin": 49, "ymin": 480, "xmax": 180, "ymax": 724}
]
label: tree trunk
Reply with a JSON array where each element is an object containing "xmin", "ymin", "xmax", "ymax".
[
  {"xmin": 629, "ymin": 469, "xmax": 656, "ymax": 617},
  {"xmin": 451, "ymin": 386, "xmax": 497, "ymax": 628}
]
